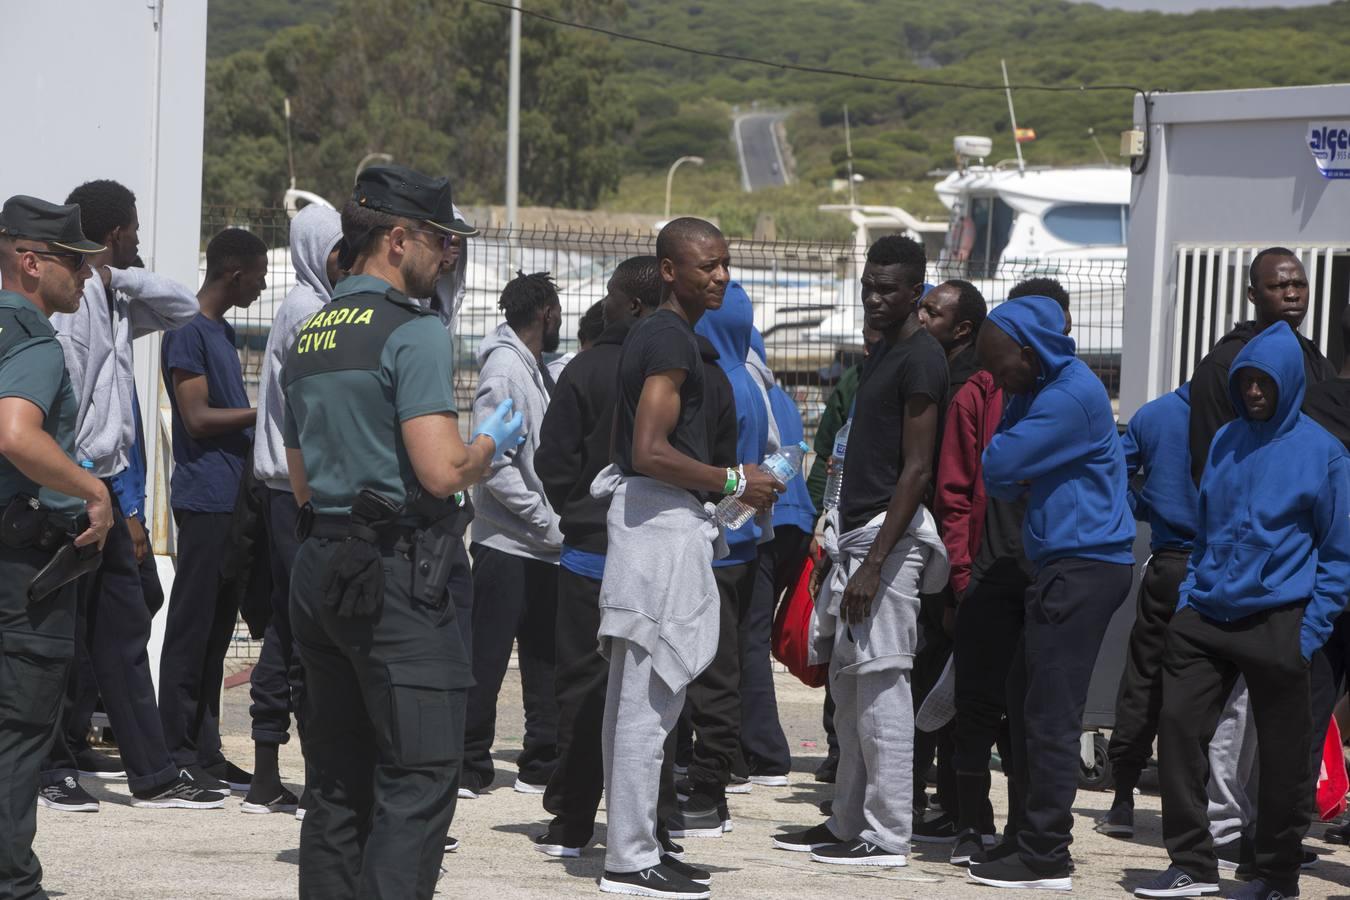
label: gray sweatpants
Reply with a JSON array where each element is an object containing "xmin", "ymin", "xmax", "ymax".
[
  {"xmin": 827, "ymin": 660, "xmax": 915, "ymax": 854},
  {"xmin": 602, "ymin": 638, "xmax": 686, "ymax": 873},
  {"xmin": 1207, "ymin": 678, "xmax": 1257, "ymax": 847}
]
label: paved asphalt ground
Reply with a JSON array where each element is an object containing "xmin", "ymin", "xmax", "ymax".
[
  {"xmin": 32, "ymin": 667, "xmax": 1350, "ymax": 899},
  {"xmin": 734, "ymin": 112, "xmax": 790, "ymax": 192}
]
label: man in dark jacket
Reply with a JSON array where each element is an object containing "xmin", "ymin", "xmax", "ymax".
[{"xmin": 1188, "ymin": 247, "xmax": 1334, "ymax": 485}]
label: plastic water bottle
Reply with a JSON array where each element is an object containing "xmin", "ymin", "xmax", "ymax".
[
  {"xmin": 822, "ymin": 418, "xmax": 851, "ymax": 511},
  {"xmin": 716, "ymin": 441, "xmax": 811, "ymax": 530}
]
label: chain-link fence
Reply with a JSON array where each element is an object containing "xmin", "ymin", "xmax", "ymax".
[{"xmin": 198, "ymin": 207, "xmax": 1126, "ymax": 658}]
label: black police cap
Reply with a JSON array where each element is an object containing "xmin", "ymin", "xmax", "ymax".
[
  {"xmin": 0, "ymin": 195, "xmax": 104, "ymax": 253},
  {"xmin": 352, "ymin": 165, "xmax": 479, "ymax": 237}
]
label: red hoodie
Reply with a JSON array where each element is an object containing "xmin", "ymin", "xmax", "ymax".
[{"xmin": 935, "ymin": 370, "xmax": 1003, "ymax": 597}]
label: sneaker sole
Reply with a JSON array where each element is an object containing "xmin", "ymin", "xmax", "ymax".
[
  {"xmin": 534, "ymin": 843, "xmax": 582, "ymax": 858},
  {"xmin": 748, "ymin": 775, "xmax": 788, "ymax": 787},
  {"xmin": 726, "ymin": 782, "xmax": 753, "ymax": 794},
  {"xmin": 810, "ymin": 851, "xmax": 907, "ymax": 866},
  {"xmin": 240, "ymin": 801, "xmax": 299, "ymax": 814},
  {"xmin": 1133, "ymin": 884, "xmax": 1219, "ymax": 898},
  {"xmin": 77, "ymin": 770, "xmax": 126, "ymax": 780},
  {"xmin": 667, "ymin": 827, "xmax": 724, "ymax": 839},
  {"xmin": 598, "ymin": 877, "xmax": 710, "ymax": 899},
  {"xmin": 38, "ymin": 799, "xmax": 99, "ymax": 813},
  {"xmin": 968, "ymin": 872, "xmax": 1071, "ymax": 891},
  {"xmin": 1216, "ymin": 859, "xmax": 1238, "ymax": 872},
  {"xmin": 1095, "ymin": 823, "xmax": 1135, "ymax": 839},
  {"xmin": 445, "ymin": 841, "xmax": 460, "ymax": 853},
  {"xmin": 773, "ymin": 838, "xmax": 836, "ymax": 852},
  {"xmin": 951, "ymin": 849, "xmax": 979, "ymax": 866},
  {"xmin": 458, "ymin": 788, "xmax": 478, "ymax": 800},
  {"xmin": 132, "ymin": 798, "xmax": 225, "ymax": 810},
  {"xmin": 513, "ymin": 778, "xmax": 546, "ymax": 795}
]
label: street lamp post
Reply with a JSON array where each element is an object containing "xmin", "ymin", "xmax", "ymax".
[{"xmin": 664, "ymin": 156, "xmax": 705, "ymax": 220}]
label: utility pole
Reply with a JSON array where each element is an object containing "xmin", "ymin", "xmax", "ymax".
[
  {"xmin": 506, "ymin": 0, "xmax": 521, "ymax": 234},
  {"xmin": 844, "ymin": 104, "xmax": 857, "ymax": 207}
]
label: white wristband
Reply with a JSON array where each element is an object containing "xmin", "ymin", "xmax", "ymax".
[{"xmin": 733, "ymin": 464, "xmax": 748, "ymax": 499}]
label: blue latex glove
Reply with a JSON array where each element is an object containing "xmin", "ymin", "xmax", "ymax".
[{"xmin": 473, "ymin": 397, "xmax": 526, "ymax": 461}]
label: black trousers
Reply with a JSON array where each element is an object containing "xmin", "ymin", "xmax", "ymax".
[
  {"xmin": 158, "ymin": 510, "xmax": 238, "ymax": 769},
  {"xmin": 1007, "ymin": 558, "xmax": 1132, "ymax": 874},
  {"xmin": 952, "ymin": 565, "xmax": 1029, "ymax": 834},
  {"xmin": 1107, "ymin": 548, "xmax": 1190, "ymax": 795},
  {"xmin": 683, "ymin": 562, "xmax": 755, "ymax": 797},
  {"xmin": 462, "ymin": 543, "xmax": 559, "ymax": 789},
  {"xmin": 291, "ymin": 532, "xmax": 469, "ymax": 900},
  {"xmin": 248, "ymin": 489, "xmax": 306, "ymax": 746},
  {"xmin": 0, "ymin": 544, "xmax": 77, "ymax": 900},
  {"xmin": 44, "ymin": 502, "xmax": 178, "ymax": 793},
  {"xmin": 740, "ymin": 527, "xmax": 810, "ymax": 777},
  {"xmin": 1308, "ymin": 611, "xmax": 1350, "ymax": 801},
  {"xmin": 1159, "ymin": 604, "xmax": 1314, "ymax": 890},
  {"xmin": 913, "ymin": 586, "xmax": 956, "ymax": 815}
]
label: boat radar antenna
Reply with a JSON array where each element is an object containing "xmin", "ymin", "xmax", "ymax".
[{"xmin": 1000, "ymin": 60, "xmax": 1026, "ymax": 175}]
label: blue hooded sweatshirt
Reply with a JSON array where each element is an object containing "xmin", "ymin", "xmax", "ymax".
[
  {"xmin": 982, "ymin": 295, "xmax": 1134, "ymax": 568},
  {"xmin": 1178, "ymin": 321, "xmax": 1350, "ymax": 661},
  {"xmin": 696, "ymin": 283, "xmax": 770, "ymax": 565},
  {"xmin": 750, "ymin": 329, "xmax": 817, "ymax": 534},
  {"xmin": 1121, "ymin": 383, "xmax": 1198, "ymax": 552}
]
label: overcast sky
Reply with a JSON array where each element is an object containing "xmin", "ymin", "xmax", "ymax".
[{"xmin": 1078, "ymin": 0, "xmax": 1332, "ymax": 9}]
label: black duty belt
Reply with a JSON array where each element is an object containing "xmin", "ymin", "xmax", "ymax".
[{"xmin": 306, "ymin": 513, "xmax": 419, "ymax": 549}]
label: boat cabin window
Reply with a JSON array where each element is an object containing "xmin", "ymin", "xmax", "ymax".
[
  {"xmin": 945, "ymin": 196, "xmax": 1014, "ymax": 274},
  {"xmin": 1042, "ymin": 203, "xmax": 1129, "ymax": 247}
]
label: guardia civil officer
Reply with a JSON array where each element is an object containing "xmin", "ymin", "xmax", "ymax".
[
  {"xmin": 281, "ymin": 166, "xmax": 525, "ymax": 900},
  {"xmin": 0, "ymin": 195, "xmax": 113, "ymax": 899}
]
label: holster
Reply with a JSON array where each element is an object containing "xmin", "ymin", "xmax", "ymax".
[
  {"xmin": 318, "ymin": 490, "xmax": 402, "ymax": 618},
  {"xmin": 405, "ymin": 488, "xmax": 473, "ymax": 611},
  {"xmin": 29, "ymin": 538, "xmax": 101, "ymax": 605}
]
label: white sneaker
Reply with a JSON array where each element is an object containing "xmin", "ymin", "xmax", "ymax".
[
  {"xmin": 748, "ymin": 774, "xmax": 789, "ymax": 787},
  {"xmin": 513, "ymin": 777, "xmax": 546, "ymax": 794}
]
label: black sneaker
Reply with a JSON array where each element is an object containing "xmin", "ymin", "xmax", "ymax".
[
  {"xmin": 1234, "ymin": 847, "xmax": 1318, "ymax": 879},
  {"xmin": 445, "ymin": 836, "xmax": 460, "ymax": 853},
  {"xmin": 810, "ymin": 838, "xmax": 907, "ymax": 867},
  {"xmin": 184, "ymin": 765, "xmax": 230, "ymax": 793},
  {"xmin": 458, "ymin": 773, "xmax": 483, "ymax": 800},
  {"xmin": 599, "ymin": 864, "xmax": 710, "ymax": 899},
  {"xmin": 913, "ymin": 811, "xmax": 960, "ymax": 843},
  {"xmin": 968, "ymin": 854, "xmax": 1071, "ymax": 891},
  {"xmin": 774, "ymin": 823, "xmax": 842, "ymax": 853},
  {"xmin": 660, "ymin": 855, "xmax": 710, "ymax": 885},
  {"xmin": 1133, "ymin": 866, "xmax": 1219, "ymax": 897},
  {"xmin": 814, "ymin": 754, "xmax": 838, "ymax": 784},
  {"xmin": 513, "ymin": 776, "xmax": 547, "ymax": 795},
  {"xmin": 240, "ymin": 786, "xmax": 299, "ymax": 814},
  {"xmin": 74, "ymin": 748, "xmax": 126, "ymax": 780},
  {"xmin": 659, "ymin": 832, "xmax": 685, "ymax": 861},
  {"xmin": 38, "ymin": 777, "xmax": 99, "ymax": 813},
  {"xmin": 972, "ymin": 837, "xmax": 1018, "ymax": 866},
  {"xmin": 1324, "ymin": 821, "xmax": 1350, "ymax": 844},
  {"xmin": 950, "ymin": 827, "xmax": 997, "ymax": 867},
  {"xmin": 665, "ymin": 800, "xmax": 724, "ymax": 839},
  {"xmin": 1096, "ymin": 800, "xmax": 1136, "ymax": 839},
  {"xmin": 726, "ymin": 774, "xmax": 752, "ymax": 795},
  {"xmin": 533, "ymin": 832, "xmax": 584, "ymax": 858},
  {"xmin": 1224, "ymin": 879, "xmax": 1299, "ymax": 900},
  {"xmin": 748, "ymin": 772, "xmax": 788, "ymax": 787},
  {"xmin": 132, "ymin": 775, "xmax": 227, "ymax": 810},
  {"xmin": 203, "ymin": 760, "xmax": 252, "ymax": 793}
]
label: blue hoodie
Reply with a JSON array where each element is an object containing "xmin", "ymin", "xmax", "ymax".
[
  {"xmin": 1178, "ymin": 321, "xmax": 1350, "ymax": 661},
  {"xmin": 982, "ymin": 295, "xmax": 1134, "ymax": 568},
  {"xmin": 750, "ymin": 329, "xmax": 817, "ymax": 534},
  {"xmin": 696, "ymin": 283, "xmax": 770, "ymax": 564},
  {"xmin": 1121, "ymin": 383, "xmax": 1198, "ymax": 552}
]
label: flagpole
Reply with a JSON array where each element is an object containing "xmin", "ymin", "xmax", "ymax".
[{"xmin": 1001, "ymin": 59, "xmax": 1025, "ymax": 174}]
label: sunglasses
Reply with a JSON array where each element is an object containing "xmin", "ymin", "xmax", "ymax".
[
  {"xmin": 408, "ymin": 227, "xmax": 458, "ymax": 252},
  {"xmin": 14, "ymin": 246, "xmax": 88, "ymax": 272}
]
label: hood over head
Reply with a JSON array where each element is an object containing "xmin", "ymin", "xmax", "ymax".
[
  {"xmin": 695, "ymin": 282, "xmax": 754, "ymax": 377},
  {"xmin": 1175, "ymin": 381, "xmax": 1191, "ymax": 405},
  {"xmin": 1227, "ymin": 320, "xmax": 1305, "ymax": 438},
  {"xmin": 987, "ymin": 294, "xmax": 1075, "ymax": 380},
  {"xmin": 290, "ymin": 204, "xmax": 343, "ymax": 301}
]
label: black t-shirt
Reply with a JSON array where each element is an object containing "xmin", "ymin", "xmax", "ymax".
[
  {"xmin": 613, "ymin": 309, "xmax": 709, "ymax": 476},
  {"xmin": 840, "ymin": 327, "xmax": 948, "ymax": 531},
  {"xmin": 971, "ymin": 495, "xmax": 1033, "ymax": 587},
  {"xmin": 1303, "ymin": 376, "xmax": 1350, "ymax": 453}
]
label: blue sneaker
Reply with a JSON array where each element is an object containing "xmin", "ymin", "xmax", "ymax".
[
  {"xmin": 1223, "ymin": 880, "xmax": 1299, "ymax": 900},
  {"xmin": 1133, "ymin": 866, "xmax": 1219, "ymax": 897}
]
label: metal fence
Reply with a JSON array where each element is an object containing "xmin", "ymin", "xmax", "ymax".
[{"xmin": 198, "ymin": 207, "xmax": 1127, "ymax": 657}]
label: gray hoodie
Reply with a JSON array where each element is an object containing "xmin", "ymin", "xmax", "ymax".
[
  {"xmin": 253, "ymin": 205, "xmax": 343, "ymax": 491},
  {"xmin": 470, "ymin": 321, "xmax": 562, "ymax": 561},
  {"xmin": 49, "ymin": 267, "xmax": 198, "ymax": 477}
]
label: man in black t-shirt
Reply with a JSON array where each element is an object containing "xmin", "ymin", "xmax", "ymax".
[
  {"xmin": 594, "ymin": 218, "xmax": 780, "ymax": 899},
  {"xmin": 775, "ymin": 235, "xmax": 948, "ymax": 867}
]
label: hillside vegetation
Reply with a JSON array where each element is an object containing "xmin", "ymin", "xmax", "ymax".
[{"xmin": 205, "ymin": 0, "xmax": 1350, "ymax": 238}]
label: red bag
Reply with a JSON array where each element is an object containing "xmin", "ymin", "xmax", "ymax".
[
  {"xmin": 1317, "ymin": 716, "xmax": 1348, "ymax": 822},
  {"xmin": 772, "ymin": 549, "xmax": 829, "ymax": 688}
]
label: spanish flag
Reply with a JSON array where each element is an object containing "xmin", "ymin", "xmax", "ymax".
[{"xmin": 1015, "ymin": 128, "xmax": 1037, "ymax": 144}]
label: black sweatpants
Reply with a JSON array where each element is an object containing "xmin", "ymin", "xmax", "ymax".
[
  {"xmin": 912, "ymin": 587, "xmax": 956, "ymax": 815},
  {"xmin": 1159, "ymin": 604, "xmax": 1314, "ymax": 891},
  {"xmin": 45, "ymin": 501, "xmax": 178, "ymax": 793},
  {"xmin": 1006, "ymin": 557, "xmax": 1132, "ymax": 875},
  {"xmin": 462, "ymin": 543, "xmax": 559, "ymax": 789},
  {"xmin": 952, "ymin": 565, "xmax": 1029, "ymax": 835},
  {"xmin": 684, "ymin": 561, "xmax": 755, "ymax": 798},
  {"xmin": 248, "ymin": 489, "xmax": 306, "ymax": 746},
  {"xmin": 740, "ymin": 526, "xmax": 810, "ymax": 777},
  {"xmin": 158, "ymin": 510, "xmax": 239, "ymax": 769},
  {"xmin": 1107, "ymin": 548, "xmax": 1190, "ymax": 796}
]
